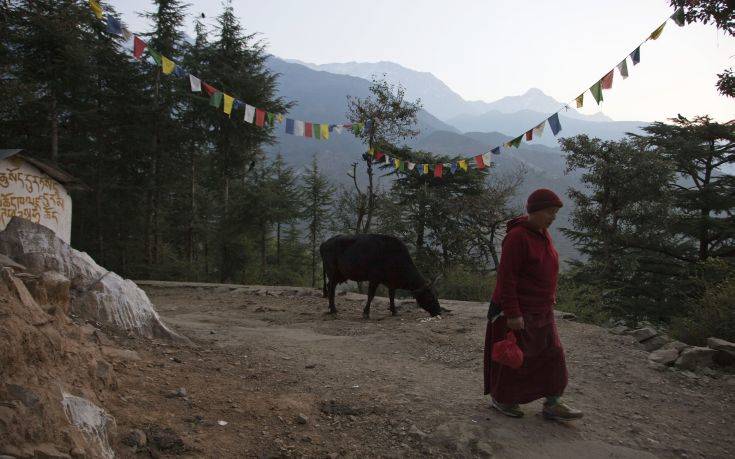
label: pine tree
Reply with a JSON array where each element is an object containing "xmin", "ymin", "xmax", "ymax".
[{"xmin": 300, "ymin": 156, "xmax": 335, "ymax": 288}]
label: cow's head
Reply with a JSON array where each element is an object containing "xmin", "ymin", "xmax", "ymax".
[{"xmin": 414, "ymin": 274, "xmax": 442, "ymax": 317}]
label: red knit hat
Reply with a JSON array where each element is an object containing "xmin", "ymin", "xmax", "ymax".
[{"xmin": 526, "ymin": 188, "xmax": 563, "ymax": 213}]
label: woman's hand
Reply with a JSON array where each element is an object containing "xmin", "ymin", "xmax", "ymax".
[{"xmin": 506, "ymin": 316, "xmax": 525, "ymax": 330}]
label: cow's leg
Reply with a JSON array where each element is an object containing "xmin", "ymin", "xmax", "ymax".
[
  {"xmin": 328, "ymin": 279, "xmax": 338, "ymax": 314},
  {"xmin": 363, "ymin": 281, "xmax": 378, "ymax": 319},
  {"xmin": 389, "ymin": 288, "xmax": 397, "ymax": 316}
]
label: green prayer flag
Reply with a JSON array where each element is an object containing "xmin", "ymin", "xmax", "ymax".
[
  {"xmin": 590, "ymin": 81, "xmax": 603, "ymax": 104},
  {"xmin": 314, "ymin": 123, "xmax": 322, "ymax": 139},
  {"xmin": 575, "ymin": 93, "xmax": 584, "ymax": 108},
  {"xmin": 351, "ymin": 123, "xmax": 363, "ymax": 135},
  {"xmin": 671, "ymin": 8, "xmax": 685, "ymax": 27},
  {"xmin": 649, "ymin": 22, "xmax": 666, "ymax": 40},
  {"xmin": 507, "ymin": 135, "xmax": 523, "ymax": 148},
  {"xmin": 267, "ymin": 112, "xmax": 275, "ymax": 127},
  {"xmin": 148, "ymin": 48, "xmax": 162, "ymax": 66},
  {"xmin": 210, "ymin": 92, "xmax": 223, "ymax": 108}
]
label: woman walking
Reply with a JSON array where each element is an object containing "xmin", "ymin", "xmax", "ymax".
[{"xmin": 483, "ymin": 188, "xmax": 583, "ymax": 421}]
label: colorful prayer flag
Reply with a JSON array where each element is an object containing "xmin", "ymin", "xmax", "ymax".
[
  {"xmin": 121, "ymin": 27, "xmax": 132, "ymax": 41},
  {"xmin": 210, "ymin": 92, "xmax": 223, "ymax": 108},
  {"xmin": 255, "ymin": 109, "xmax": 266, "ymax": 127},
  {"xmin": 450, "ymin": 162, "xmax": 458, "ymax": 174},
  {"xmin": 548, "ymin": 113, "xmax": 562, "ymax": 136},
  {"xmin": 482, "ymin": 152, "xmax": 492, "ymax": 167},
  {"xmin": 631, "ymin": 47, "xmax": 640, "ymax": 65},
  {"xmin": 189, "ymin": 75, "xmax": 201, "ymax": 92},
  {"xmin": 106, "ymin": 16, "xmax": 123, "ymax": 35},
  {"xmin": 575, "ymin": 93, "xmax": 584, "ymax": 108},
  {"xmin": 649, "ymin": 22, "xmax": 666, "ymax": 40},
  {"xmin": 320, "ymin": 124, "xmax": 330, "ymax": 140},
  {"xmin": 375, "ymin": 151, "xmax": 384, "ymax": 161},
  {"xmin": 313, "ymin": 123, "xmax": 322, "ymax": 139},
  {"xmin": 295, "ymin": 120, "xmax": 305, "ymax": 136},
  {"xmin": 148, "ymin": 49, "xmax": 162, "ymax": 66},
  {"xmin": 223, "ymin": 94, "xmax": 234, "ymax": 116},
  {"xmin": 601, "ymin": 69, "xmax": 614, "ymax": 89},
  {"xmin": 133, "ymin": 36, "xmax": 147, "ymax": 59},
  {"xmin": 590, "ymin": 81, "xmax": 603, "ymax": 104},
  {"xmin": 352, "ymin": 123, "xmax": 363, "ymax": 135},
  {"xmin": 285, "ymin": 118, "xmax": 295, "ymax": 134},
  {"xmin": 508, "ymin": 135, "xmax": 523, "ymax": 148},
  {"xmin": 408, "ymin": 162, "xmax": 415, "ymax": 171},
  {"xmin": 423, "ymin": 164, "xmax": 429, "ymax": 174},
  {"xmin": 267, "ymin": 112, "xmax": 275, "ymax": 127},
  {"xmin": 384, "ymin": 154, "xmax": 390, "ymax": 165},
  {"xmin": 305, "ymin": 122, "xmax": 313, "ymax": 138},
  {"xmin": 276, "ymin": 114, "xmax": 284, "ymax": 123},
  {"xmin": 89, "ymin": 0, "xmax": 103, "ymax": 19},
  {"xmin": 491, "ymin": 146, "xmax": 501, "ymax": 155},
  {"xmin": 394, "ymin": 159, "xmax": 400, "ymax": 169},
  {"xmin": 244, "ymin": 105, "xmax": 255, "ymax": 123},
  {"xmin": 202, "ymin": 82, "xmax": 216, "ymax": 96},
  {"xmin": 525, "ymin": 130, "xmax": 533, "ymax": 141},
  {"xmin": 459, "ymin": 160, "xmax": 468, "ymax": 171},
  {"xmin": 617, "ymin": 59, "xmax": 629, "ymax": 79},
  {"xmin": 671, "ymin": 8, "xmax": 685, "ymax": 27},
  {"xmin": 161, "ymin": 56, "xmax": 175, "ymax": 75},
  {"xmin": 434, "ymin": 163, "xmax": 443, "ymax": 178},
  {"xmin": 475, "ymin": 155, "xmax": 485, "ymax": 169},
  {"xmin": 533, "ymin": 121, "xmax": 545, "ymax": 137}
]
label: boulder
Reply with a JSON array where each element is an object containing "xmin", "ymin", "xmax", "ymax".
[
  {"xmin": 629, "ymin": 327, "xmax": 657, "ymax": 342},
  {"xmin": 661, "ymin": 341, "xmax": 688, "ymax": 353},
  {"xmin": 648, "ymin": 348, "xmax": 679, "ymax": 366},
  {"xmin": 1, "ymin": 267, "xmax": 50, "ymax": 325},
  {"xmin": 640, "ymin": 335, "xmax": 670, "ymax": 352},
  {"xmin": 706, "ymin": 337, "xmax": 735, "ymax": 355},
  {"xmin": 674, "ymin": 346, "xmax": 716, "ymax": 371},
  {"xmin": 0, "ymin": 218, "xmax": 184, "ymax": 341},
  {"xmin": 0, "ymin": 253, "xmax": 26, "ymax": 271},
  {"xmin": 608, "ymin": 325, "xmax": 630, "ymax": 335},
  {"xmin": 41, "ymin": 271, "xmax": 71, "ymax": 314}
]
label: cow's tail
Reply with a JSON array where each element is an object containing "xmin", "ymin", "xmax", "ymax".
[{"xmin": 322, "ymin": 263, "xmax": 328, "ymax": 298}]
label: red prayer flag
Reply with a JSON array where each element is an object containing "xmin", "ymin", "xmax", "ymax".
[
  {"xmin": 201, "ymin": 82, "xmax": 216, "ymax": 96},
  {"xmin": 601, "ymin": 70, "xmax": 614, "ymax": 89},
  {"xmin": 375, "ymin": 151, "xmax": 384, "ymax": 161},
  {"xmin": 133, "ymin": 36, "xmax": 147, "ymax": 59},
  {"xmin": 305, "ymin": 122, "xmax": 313, "ymax": 138},
  {"xmin": 475, "ymin": 155, "xmax": 485, "ymax": 169},
  {"xmin": 525, "ymin": 130, "xmax": 533, "ymax": 141},
  {"xmin": 434, "ymin": 163, "xmax": 443, "ymax": 178},
  {"xmin": 255, "ymin": 109, "xmax": 266, "ymax": 127}
]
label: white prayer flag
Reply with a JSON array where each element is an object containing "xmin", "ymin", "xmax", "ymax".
[
  {"xmin": 244, "ymin": 104, "xmax": 256, "ymax": 124},
  {"xmin": 189, "ymin": 75, "xmax": 201, "ymax": 92},
  {"xmin": 294, "ymin": 120, "xmax": 305, "ymax": 136}
]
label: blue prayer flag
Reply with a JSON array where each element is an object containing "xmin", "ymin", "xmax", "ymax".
[
  {"xmin": 548, "ymin": 113, "xmax": 562, "ymax": 136},
  {"xmin": 106, "ymin": 16, "xmax": 123, "ymax": 36},
  {"xmin": 491, "ymin": 146, "xmax": 501, "ymax": 155},
  {"xmin": 450, "ymin": 163, "xmax": 458, "ymax": 173},
  {"xmin": 631, "ymin": 47, "xmax": 640, "ymax": 65},
  {"xmin": 285, "ymin": 118, "xmax": 295, "ymax": 135}
]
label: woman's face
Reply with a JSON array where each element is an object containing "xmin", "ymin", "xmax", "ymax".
[{"xmin": 529, "ymin": 206, "xmax": 560, "ymax": 229}]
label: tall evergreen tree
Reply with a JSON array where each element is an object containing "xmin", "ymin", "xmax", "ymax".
[{"xmin": 300, "ymin": 156, "xmax": 335, "ymax": 288}]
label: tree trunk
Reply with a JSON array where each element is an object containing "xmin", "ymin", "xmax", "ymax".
[
  {"xmin": 187, "ymin": 150, "xmax": 196, "ymax": 273},
  {"xmin": 276, "ymin": 222, "xmax": 281, "ymax": 265}
]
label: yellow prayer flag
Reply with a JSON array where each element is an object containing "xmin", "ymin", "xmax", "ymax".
[
  {"xmin": 276, "ymin": 114, "xmax": 284, "ymax": 123},
  {"xmin": 161, "ymin": 56, "xmax": 175, "ymax": 75},
  {"xmin": 649, "ymin": 22, "xmax": 666, "ymax": 40},
  {"xmin": 368, "ymin": 148, "xmax": 374, "ymax": 156},
  {"xmin": 423, "ymin": 164, "xmax": 429, "ymax": 174},
  {"xmin": 459, "ymin": 160, "xmax": 468, "ymax": 171},
  {"xmin": 89, "ymin": 0, "xmax": 103, "ymax": 19},
  {"xmin": 394, "ymin": 159, "xmax": 401, "ymax": 169},
  {"xmin": 575, "ymin": 93, "xmax": 584, "ymax": 108},
  {"xmin": 320, "ymin": 124, "xmax": 329, "ymax": 140},
  {"xmin": 223, "ymin": 94, "xmax": 234, "ymax": 116}
]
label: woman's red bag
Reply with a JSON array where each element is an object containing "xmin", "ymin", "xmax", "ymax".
[{"xmin": 492, "ymin": 331, "xmax": 524, "ymax": 369}]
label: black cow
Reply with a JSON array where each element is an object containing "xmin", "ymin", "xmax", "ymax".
[{"xmin": 320, "ymin": 234, "xmax": 441, "ymax": 318}]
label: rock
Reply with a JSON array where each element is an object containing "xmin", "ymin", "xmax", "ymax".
[
  {"xmin": 713, "ymin": 350, "xmax": 735, "ymax": 367},
  {"xmin": 33, "ymin": 444, "xmax": 71, "ymax": 459},
  {"xmin": 675, "ymin": 346, "xmax": 717, "ymax": 371},
  {"xmin": 649, "ymin": 348, "xmax": 680, "ymax": 366},
  {"xmin": 146, "ymin": 425, "xmax": 185, "ymax": 452},
  {"xmin": 69, "ymin": 447, "xmax": 86, "ymax": 459},
  {"xmin": 95, "ymin": 360, "xmax": 117, "ymax": 389},
  {"xmin": 630, "ymin": 327, "xmax": 657, "ymax": 342},
  {"xmin": 61, "ymin": 392, "xmax": 115, "ymax": 458},
  {"xmin": 100, "ymin": 346, "xmax": 140, "ymax": 361},
  {"xmin": 7, "ymin": 383, "xmax": 40, "ymax": 408},
  {"xmin": 608, "ymin": 325, "xmax": 630, "ymax": 335},
  {"xmin": 0, "ymin": 218, "xmax": 184, "ymax": 341},
  {"xmin": 122, "ymin": 429, "xmax": 147, "ymax": 448},
  {"xmin": 0, "ymin": 252, "xmax": 26, "ymax": 271},
  {"xmin": 408, "ymin": 425, "xmax": 428, "ymax": 440},
  {"xmin": 662, "ymin": 341, "xmax": 688, "ymax": 353},
  {"xmin": 169, "ymin": 387, "xmax": 187, "ymax": 398},
  {"xmin": 296, "ymin": 413, "xmax": 309, "ymax": 425},
  {"xmin": 554, "ymin": 310, "xmax": 576, "ymax": 320},
  {"xmin": 40, "ymin": 271, "xmax": 70, "ymax": 314},
  {"xmin": 1, "ymin": 267, "xmax": 49, "ymax": 325},
  {"xmin": 707, "ymin": 337, "xmax": 735, "ymax": 355},
  {"xmin": 641, "ymin": 335, "xmax": 670, "ymax": 352}
]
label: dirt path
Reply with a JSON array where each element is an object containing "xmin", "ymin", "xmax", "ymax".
[{"xmin": 107, "ymin": 282, "xmax": 734, "ymax": 458}]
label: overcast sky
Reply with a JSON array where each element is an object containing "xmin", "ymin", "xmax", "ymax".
[{"xmin": 113, "ymin": 0, "xmax": 734, "ymax": 123}]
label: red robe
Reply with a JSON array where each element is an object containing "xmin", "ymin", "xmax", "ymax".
[{"xmin": 483, "ymin": 216, "xmax": 568, "ymax": 404}]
